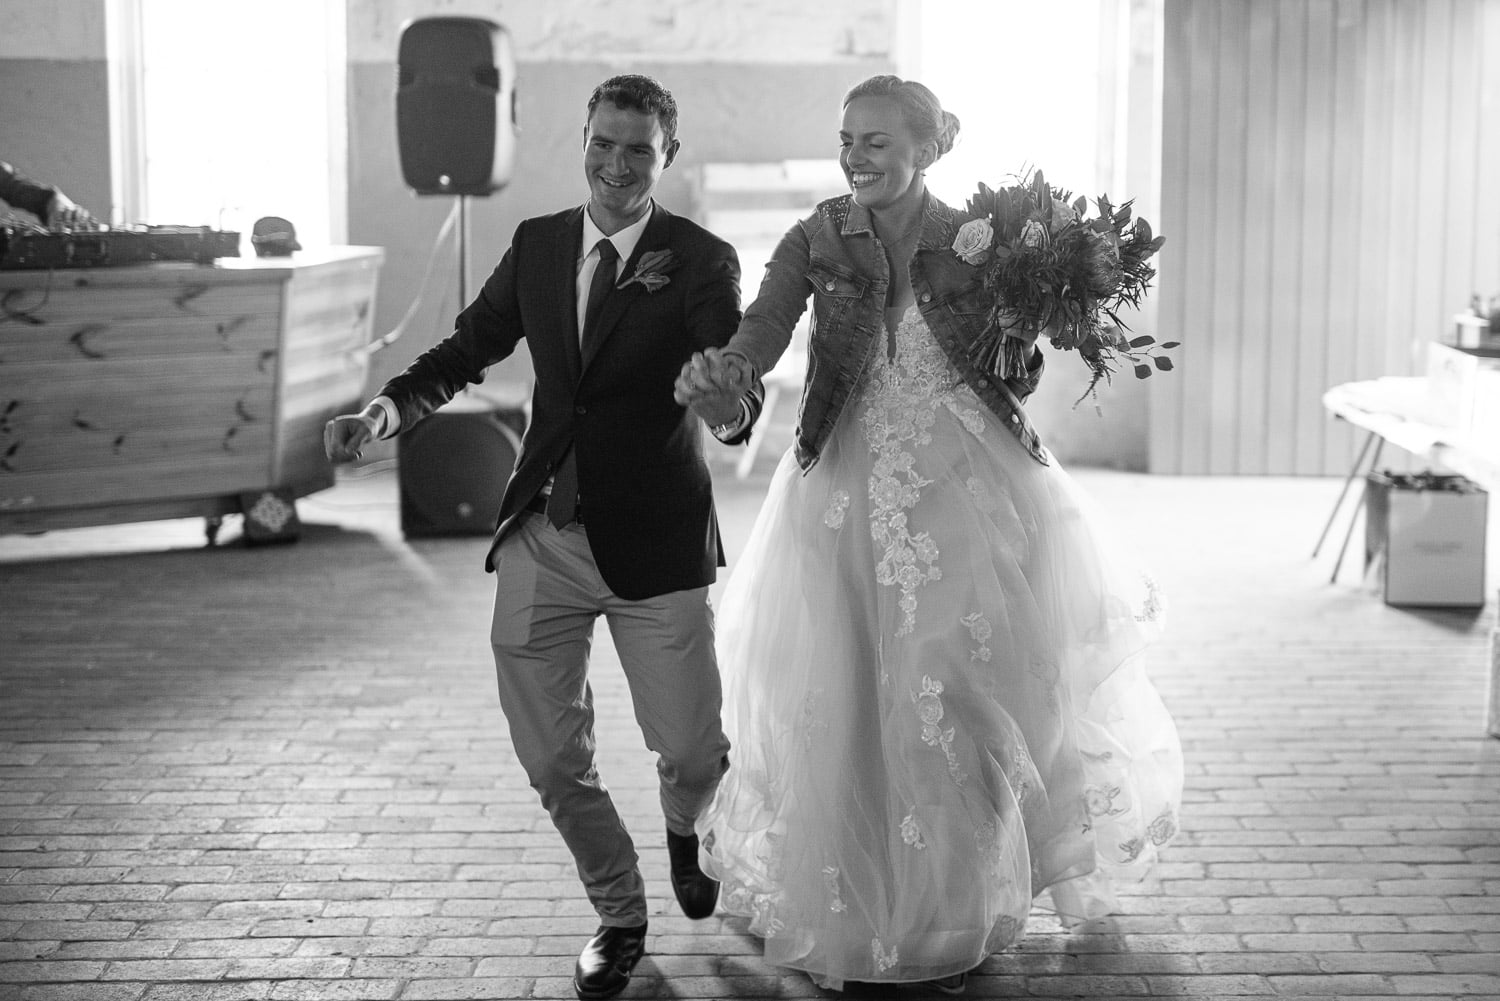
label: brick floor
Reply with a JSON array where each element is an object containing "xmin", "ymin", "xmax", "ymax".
[{"xmin": 2, "ymin": 456, "xmax": 1498, "ymax": 1001}]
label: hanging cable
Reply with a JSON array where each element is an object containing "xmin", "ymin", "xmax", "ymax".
[{"xmin": 358, "ymin": 199, "xmax": 461, "ymax": 357}]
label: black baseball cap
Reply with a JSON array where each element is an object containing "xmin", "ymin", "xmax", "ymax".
[{"xmin": 250, "ymin": 216, "xmax": 301, "ymax": 256}]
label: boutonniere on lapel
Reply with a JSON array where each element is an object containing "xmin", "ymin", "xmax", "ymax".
[{"xmin": 617, "ymin": 249, "xmax": 679, "ymax": 293}]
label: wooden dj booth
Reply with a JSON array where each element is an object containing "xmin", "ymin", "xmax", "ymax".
[{"xmin": 0, "ymin": 246, "xmax": 383, "ymax": 539}]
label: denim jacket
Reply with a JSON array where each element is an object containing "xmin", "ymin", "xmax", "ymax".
[{"xmin": 726, "ymin": 191, "xmax": 1048, "ymax": 471}]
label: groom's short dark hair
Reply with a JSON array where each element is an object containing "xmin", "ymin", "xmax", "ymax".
[{"xmin": 587, "ymin": 75, "xmax": 679, "ymax": 146}]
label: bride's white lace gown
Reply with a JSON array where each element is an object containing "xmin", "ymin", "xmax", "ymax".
[{"xmin": 698, "ymin": 305, "xmax": 1184, "ymax": 988}]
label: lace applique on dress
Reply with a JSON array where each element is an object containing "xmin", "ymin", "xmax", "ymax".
[
  {"xmin": 760, "ymin": 830, "xmax": 786, "ymax": 881},
  {"xmin": 756, "ymin": 903, "xmax": 786, "ymax": 938},
  {"xmin": 913, "ymin": 675, "xmax": 966, "ymax": 785},
  {"xmin": 866, "ymin": 460, "xmax": 937, "ymax": 637},
  {"xmin": 975, "ymin": 820, "xmax": 1002, "ymax": 876},
  {"xmin": 961, "ymin": 611, "xmax": 993, "ymax": 663},
  {"xmin": 801, "ymin": 689, "xmax": 828, "ymax": 749},
  {"xmin": 859, "ymin": 305, "xmax": 975, "ymax": 636},
  {"xmin": 966, "ymin": 475, "xmax": 998, "ymax": 514},
  {"xmin": 730, "ymin": 886, "xmax": 784, "ymax": 938},
  {"xmin": 1084, "ymin": 784, "xmax": 1125, "ymax": 823},
  {"xmin": 1027, "ymin": 656, "xmax": 1063, "ymax": 717},
  {"xmin": 900, "ymin": 811, "xmax": 927, "ymax": 850},
  {"xmin": 950, "ymin": 390, "xmax": 988, "ymax": 435},
  {"xmin": 1001, "ymin": 730, "xmax": 1038, "ymax": 809},
  {"xmin": 1135, "ymin": 574, "xmax": 1165, "ymax": 623},
  {"xmin": 823, "ymin": 865, "xmax": 848, "ymax": 913},
  {"xmin": 824, "ymin": 489, "xmax": 851, "ymax": 529},
  {"xmin": 1148, "ymin": 807, "xmax": 1179, "ymax": 845},
  {"xmin": 1107, "ymin": 807, "xmax": 1177, "ymax": 866}
]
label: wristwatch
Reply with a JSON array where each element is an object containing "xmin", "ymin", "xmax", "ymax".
[{"xmin": 710, "ymin": 420, "xmax": 737, "ymax": 437}]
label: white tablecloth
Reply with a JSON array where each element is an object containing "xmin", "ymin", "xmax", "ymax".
[{"xmin": 1323, "ymin": 377, "xmax": 1500, "ymax": 491}]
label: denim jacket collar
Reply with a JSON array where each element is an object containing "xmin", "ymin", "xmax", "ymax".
[
  {"xmin": 918, "ymin": 193, "xmax": 965, "ymax": 252},
  {"xmin": 835, "ymin": 189, "xmax": 963, "ymax": 254}
]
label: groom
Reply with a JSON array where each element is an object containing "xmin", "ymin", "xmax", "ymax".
[{"xmin": 325, "ymin": 75, "xmax": 762, "ymax": 1000}]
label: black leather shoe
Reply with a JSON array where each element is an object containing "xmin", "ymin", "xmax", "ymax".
[
  {"xmin": 924, "ymin": 970, "xmax": 968, "ymax": 995},
  {"xmin": 922, "ymin": 962, "xmax": 982, "ymax": 995},
  {"xmin": 574, "ymin": 923, "xmax": 646, "ymax": 1000},
  {"xmin": 665, "ymin": 829, "xmax": 719, "ymax": 919}
]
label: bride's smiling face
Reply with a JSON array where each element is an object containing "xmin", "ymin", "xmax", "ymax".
[{"xmin": 839, "ymin": 96, "xmax": 935, "ymax": 213}]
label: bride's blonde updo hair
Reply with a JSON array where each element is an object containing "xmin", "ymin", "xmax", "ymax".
[{"xmin": 843, "ymin": 74, "xmax": 961, "ymax": 159}]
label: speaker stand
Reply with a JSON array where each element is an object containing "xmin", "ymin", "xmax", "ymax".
[
  {"xmin": 457, "ymin": 193, "xmax": 470, "ymax": 303},
  {"xmin": 452, "ymin": 192, "xmax": 487, "ymax": 410}
]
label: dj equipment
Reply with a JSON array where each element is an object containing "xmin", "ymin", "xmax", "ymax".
[
  {"xmin": 396, "ymin": 16, "xmax": 518, "ymax": 196},
  {"xmin": 398, "ymin": 405, "xmax": 526, "ymax": 537},
  {"xmin": 0, "ymin": 225, "xmax": 240, "ymax": 270}
]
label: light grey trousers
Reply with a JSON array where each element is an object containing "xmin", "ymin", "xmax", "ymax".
[{"xmin": 488, "ymin": 513, "xmax": 730, "ymax": 927}]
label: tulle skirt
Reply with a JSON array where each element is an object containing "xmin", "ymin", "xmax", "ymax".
[{"xmin": 698, "ymin": 324, "xmax": 1183, "ymax": 988}]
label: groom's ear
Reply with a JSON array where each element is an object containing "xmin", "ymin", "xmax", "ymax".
[{"xmin": 663, "ymin": 138, "xmax": 681, "ymax": 170}]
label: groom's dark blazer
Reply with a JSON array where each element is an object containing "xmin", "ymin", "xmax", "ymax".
[{"xmin": 378, "ymin": 201, "xmax": 761, "ymax": 601}]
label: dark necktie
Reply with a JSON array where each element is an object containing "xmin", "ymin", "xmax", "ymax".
[
  {"xmin": 547, "ymin": 239, "xmax": 618, "ymax": 528},
  {"xmin": 580, "ymin": 238, "xmax": 619, "ymax": 356}
]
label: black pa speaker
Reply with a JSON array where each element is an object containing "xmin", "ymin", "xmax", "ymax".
[
  {"xmin": 398, "ymin": 407, "xmax": 526, "ymax": 538},
  {"xmin": 396, "ymin": 16, "xmax": 518, "ymax": 196}
]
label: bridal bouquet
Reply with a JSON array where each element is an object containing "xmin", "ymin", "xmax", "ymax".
[{"xmin": 951, "ymin": 168, "xmax": 1173, "ymax": 400}]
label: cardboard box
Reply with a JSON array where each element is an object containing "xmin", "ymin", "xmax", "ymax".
[{"xmin": 1365, "ymin": 471, "xmax": 1488, "ymax": 608}]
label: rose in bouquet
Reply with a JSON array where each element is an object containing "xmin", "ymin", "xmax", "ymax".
[{"xmin": 952, "ymin": 168, "xmax": 1174, "ymax": 401}]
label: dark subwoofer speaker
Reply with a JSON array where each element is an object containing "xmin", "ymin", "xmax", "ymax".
[
  {"xmin": 398, "ymin": 407, "xmax": 525, "ymax": 538},
  {"xmin": 396, "ymin": 16, "xmax": 518, "ymax": 196}
]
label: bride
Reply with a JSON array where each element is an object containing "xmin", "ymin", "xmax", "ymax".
[{"xmin": 674, "ymin": 74, "xmax": 1183, "ymax": 993}]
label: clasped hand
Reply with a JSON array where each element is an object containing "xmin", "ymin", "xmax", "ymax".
[{"xmin": 674, "ymin": 347, "xmax": 751, "ymax": 427}]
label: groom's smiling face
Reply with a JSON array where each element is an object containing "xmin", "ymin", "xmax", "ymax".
[{"xmin": 583, "ymin": 101, "xmax": 679, "ymax": 235}]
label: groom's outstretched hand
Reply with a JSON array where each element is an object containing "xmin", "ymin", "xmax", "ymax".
[
  {"xmin": 323, "ymin": 410, "xmax": 382, "ymax": 464},
  {"xmin": 674, "ymin": 347, "xmax": 750, "ymax": 428}
]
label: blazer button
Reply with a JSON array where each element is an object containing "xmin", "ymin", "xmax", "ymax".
[
  {"xmin": 920, "ymin": 292, "xmax": 931, "ymax": 303},
  {"xmin": 825, "ymin": 281, "xmax": 835, "ymax": 291},
  {"xmin": 575, "ymin": 405, "xmax": 587, "ymax": 415},
  {"xmin": 1010, "ymin": 414, "xmax": 1020, "ymax": 423}
]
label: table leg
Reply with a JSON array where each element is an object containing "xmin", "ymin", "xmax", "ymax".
[
  {"xmin": 1330, "ymin": 437, "xmax": 1384, "ymax": 584},
  {"xmin": 1313, "ymin": 429, "xmax": 1375, "ymax": 558}
]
